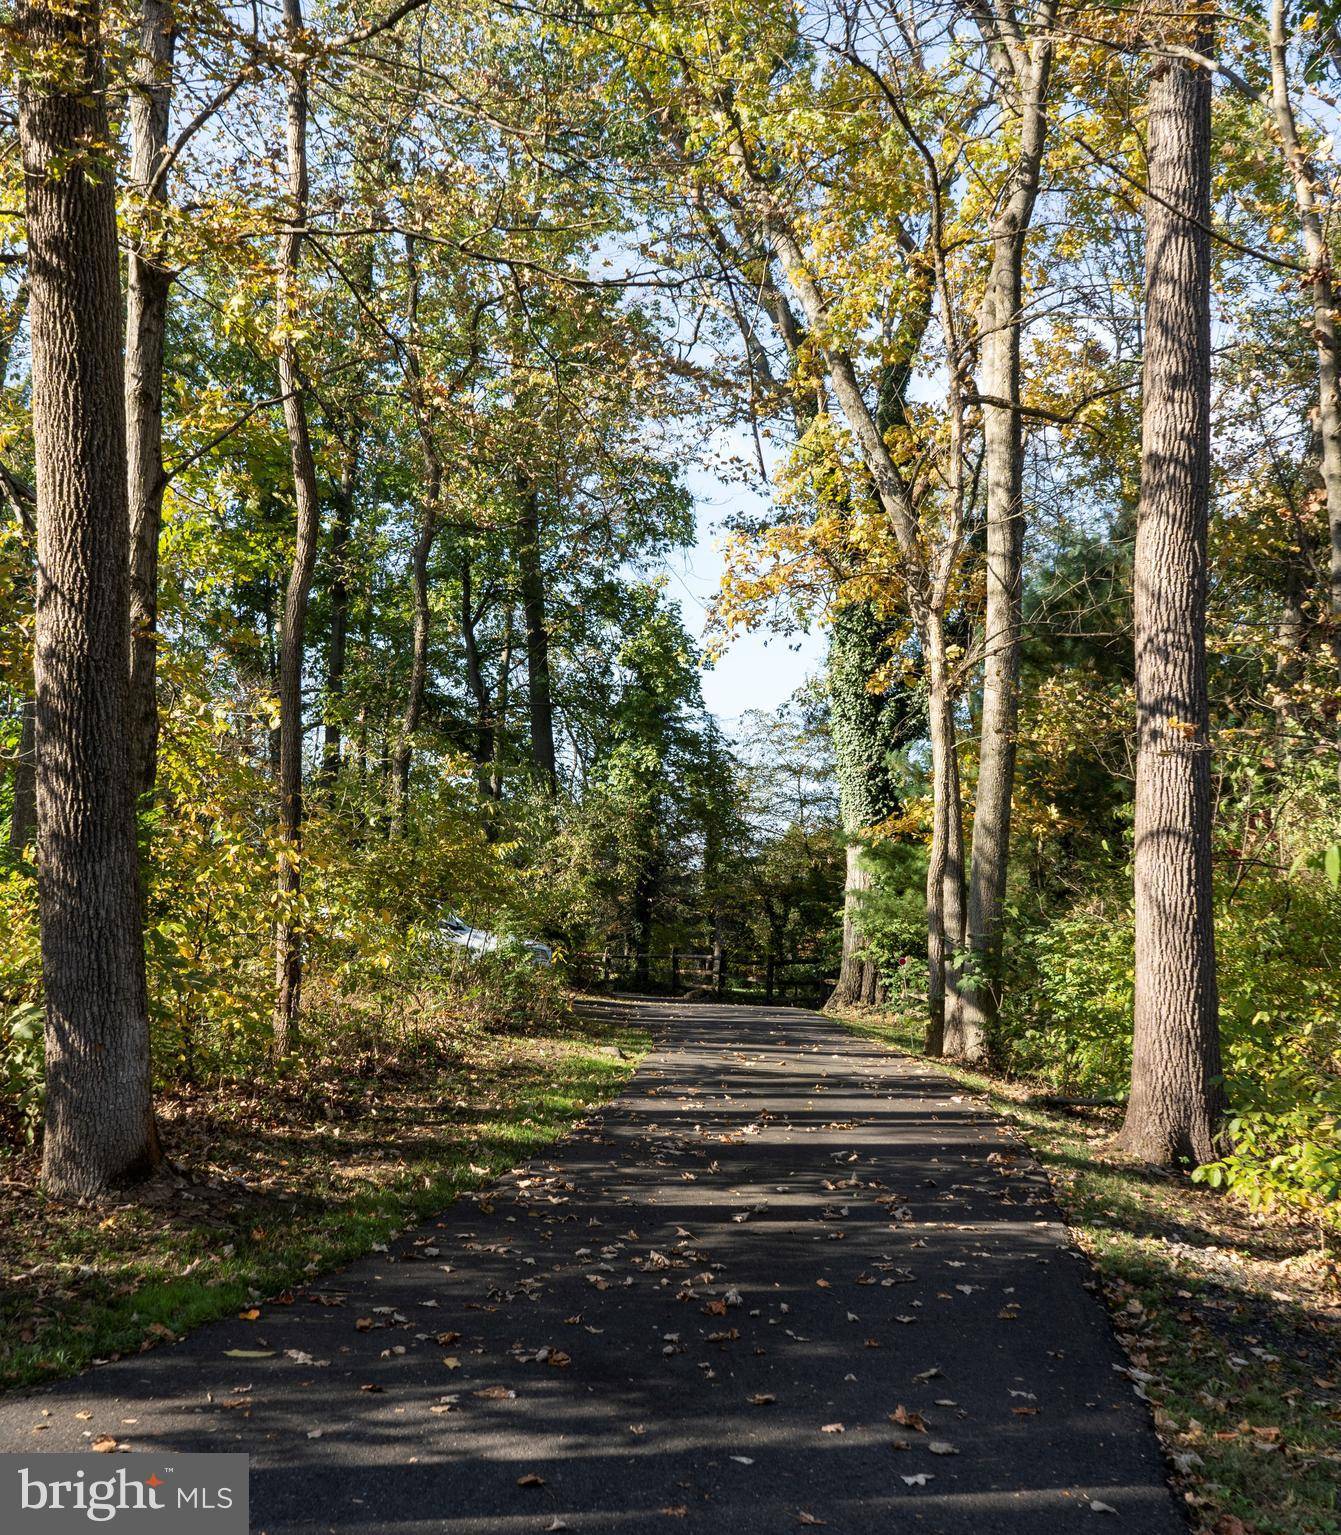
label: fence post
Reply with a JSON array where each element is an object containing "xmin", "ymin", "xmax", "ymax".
[
  {"xmin": 713, "ymin": 942, "xmax": 726, "ymax": 1000},
  {"xmin": 670, "ymin": 948, "xmax": 679, "ymax": 994}
]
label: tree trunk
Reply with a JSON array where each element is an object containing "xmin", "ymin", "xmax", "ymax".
[
  {"xmin": 460, "ymin": 552, "xmax": 494, "ymax": 791},
  {"xmin": 9, "ymin": 698, "xmax": 37, "ymax": 854},
  {"xmin": 1116, "ymin": 42, "xmax": 1226, "ymax": 1165},
  {"xmin": 951, "ymin": 16, "xmax": 1053, "ymax": 1063},
  {"xmin": 516, "ymin": 479, "xmax": 557, "ymax": 789},
  {"xmin": 490, "ymin": 604, "xmax": 513, "ymax": 800},
  {"xmin": 391, "ymin": 464, "xmax": 441, "ymax": 820},
  {"xmin": 390, "ymin": 234, "xmax": 443, "ymax": 822},
  {"xmin": 19, "ymin": 0, "xmax": 162, "ymax": 1197},
  {"xmin": 632, "ymin": 865, "xmax": 653, "ymax": 990},
  {"xmin": 1268, "ymin": 0, "xmax": 1341, "ymax": 788},
  {"xmin": 823, "ymin": 603, "xmax": 912, "ymax": 1008},
  {"xmin": 924, "ymin": 624, "xmax": 965, "ymax": 1056},
  {"xmin": 829, "ymin": 843, "xmax": 871, "ymax": 1006},
  {"xmin": 124, "ymin": 0, "xmax": 175, "ymax": 804},
  {"xmin": 273, "ymin": 0, "xmax": 322, "ymax": 1057}
]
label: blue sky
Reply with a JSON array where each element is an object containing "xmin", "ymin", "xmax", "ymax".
[{"xmin": 660, "ymin": 461, "xmax": 827, "ymax": 732}]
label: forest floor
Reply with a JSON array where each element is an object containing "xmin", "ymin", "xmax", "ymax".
[
  {"xmin": 0, "ymin": 1003, "xmax": 648, "ymax": 1394},
  {"xmin": 0, "ymin": 998, "xmax": 1183, "ymax": 1534},
  {"xmin": 834, "ymin": 1007, "xmax": 1341, "ymax": 1535}
]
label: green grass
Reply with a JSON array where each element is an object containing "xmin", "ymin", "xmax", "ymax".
[
  {"xmin": 834, "ymin": 1008, "xmax": 1341, "ymax": 1535},
  {"xmin": 1, "ymin": 1006, "xmax": 648, "ymax": 1393}
]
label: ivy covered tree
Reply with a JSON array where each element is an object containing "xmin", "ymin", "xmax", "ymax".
[{"xmin": 827, "ymin": 604, "xmax": 919, "ymax": 1006}]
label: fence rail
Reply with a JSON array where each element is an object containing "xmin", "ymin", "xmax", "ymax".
[{"xmin": 566, "ymin": 949, "xmax": 835, "ymax": 1007}]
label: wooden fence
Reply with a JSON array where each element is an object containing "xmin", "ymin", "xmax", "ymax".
[{"xmin": 566, "ymin": 948, "xmax": 835, "ymax": 1007}]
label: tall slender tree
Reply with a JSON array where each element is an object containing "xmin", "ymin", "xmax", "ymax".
[
  {"xmin": 392, "ymin": 236, "xmax": 443, "ymax": 822},
  {"xmin": 18, "ymin": 0, "xmax": 161, "ymax": 1195},
  {"xmin": 945, "ymin": 0, "xmax": 1055, "ymax": 1061},
  {"xmin": 1117, "ymin": 37, "xmax": 1226, "ymax": 1164},
  {"xmin": 273, "ymin": 0, "xmax": 322, "ymax": 1054}
]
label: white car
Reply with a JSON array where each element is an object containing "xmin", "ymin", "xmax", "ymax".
[{"xmin": 439, "ymin": 912, "xmax": 552, "ymax": 967}]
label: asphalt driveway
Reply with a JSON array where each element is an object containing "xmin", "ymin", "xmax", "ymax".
[{"xmin": 0, "ymin": 999, "xmax": 1186, "ymax": 1534}]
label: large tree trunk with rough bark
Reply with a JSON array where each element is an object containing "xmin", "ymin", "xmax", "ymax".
[
  {"xmin": 1116, "ymin": 43, "xmax": 1227, "ymax": 1165},
  {"xmin": 273, "ymin": 0, "xmax": 322, "ymax": 1056},
  {"xmin": 949, "ymin": 12, "xmax": 1054, "ymax": 1062},
  {"xmin": 19, "ymin": 0, "xmax": 162, "ymax": 1197},
  {"xmin": 516, "ymin": 480, "xmax": 557, "ymax": 789},
  {"xmin": 125, "ymin": 0, "xmax": 175, "ymax": 804}
]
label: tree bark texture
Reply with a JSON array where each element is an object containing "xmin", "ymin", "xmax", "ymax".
[
  {"xmin": 1117, "ymin": 44, "xmax": 1227, "ymax": 1165},
  {"xmin": 19, "ymin": 0, "xmax": 162, "ymax": 1197},
  {"xmin": 125, "ymin": 0, "xmax": 175, "ymax": 804},
  {"xmin": 832, "ymin": 842, "xmax": 873, "ymax": 1005}
]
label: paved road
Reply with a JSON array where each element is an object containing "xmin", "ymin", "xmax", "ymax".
[{"xmin": 0, "ymin": 1001, "xmax": 1185, "ymax": 1533}]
